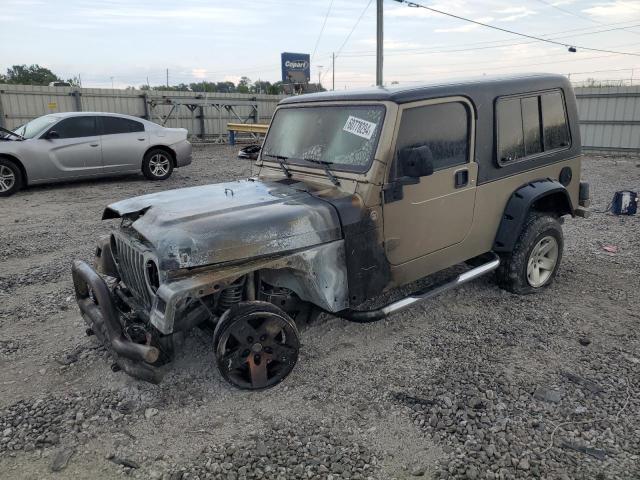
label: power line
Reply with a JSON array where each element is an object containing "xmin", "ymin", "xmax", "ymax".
[
  {"xmin": 311, "ymin": 0, "xmax": 334, "ymax": 60},
  {"xmin": 335, "ymin": 0, "xmax": 374, "ymax": 59},
  {"xmin": 321, "ymin": 0, "xmax": 374, "ymax": 83},
  {"xmin": 330, "ymin": 19, "xmax": 640, "ymax": 57},
  {"xmin": 534, "ymin": 0, "xmax": 640, "ymax": 36},
  {"xmin": 338, "ymin": 24, "xmax": 640, "ymax": 58},
  {"xmin": 392, "ymin": 0, "xmax": 640, "ymax": 57}
]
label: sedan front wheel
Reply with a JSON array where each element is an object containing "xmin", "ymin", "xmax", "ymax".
[
  {"xmin": 0, "ymin": 159, "xmax": 23, "ymax": 197},
  {"xmin": 142, "ymin": 149, "xmax": 174, "ymax": 180}
]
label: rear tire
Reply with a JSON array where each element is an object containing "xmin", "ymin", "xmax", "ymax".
[
  {"xmin": 496, "ymin": 211, "xmax": 563, "ymax": 294},
  {"xmin": 142, "ymin": 149, "xmax": 174, "ymax": 180},
  {"xmin": 0, "ymin": 158, "xmax": 23, "ymax": 197}
]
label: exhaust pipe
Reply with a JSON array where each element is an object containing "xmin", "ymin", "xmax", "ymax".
[{"xmin": 339, "ymin": 253, "xmax": 500, "ymax": 323}]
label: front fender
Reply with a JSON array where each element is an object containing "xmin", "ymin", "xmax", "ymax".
[
  {"xmin": 150, "ymin": 240, "xmax": 348, "ymax": 334},
  {"xmin": 493, "ymin": 179, "xmax": 573, "ymax": 253}
]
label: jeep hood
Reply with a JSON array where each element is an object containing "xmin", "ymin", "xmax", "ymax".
[{"xmin": 103, "ymin": 179, "xmax": 343, "ymax": 269}]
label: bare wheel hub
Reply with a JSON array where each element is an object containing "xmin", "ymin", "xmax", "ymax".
[{"xmin": 527, "ymin": 235, "xmax": 559, "ymax": 287}]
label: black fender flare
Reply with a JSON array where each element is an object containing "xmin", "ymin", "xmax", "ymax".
[{"xmin": 493, "ymin": 179, "xmax": 573, "ymax": 253}]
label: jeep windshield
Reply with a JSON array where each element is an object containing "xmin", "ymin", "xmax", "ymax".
[{"xmin": 262, "ymin": 104, "xmax": 385, "ymax": 172}]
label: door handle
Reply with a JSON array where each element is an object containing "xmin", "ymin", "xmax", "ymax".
[
  {"xmin": 90, "ymin": 143, "xmax": 99, "ymax": 147},
  {"xmin": 454, "ymin": 169, "xmax": 469, "ymax": 188},
  {"xmin": 137, "ymin": 138, "xmax": 145, "ymax": 141}
]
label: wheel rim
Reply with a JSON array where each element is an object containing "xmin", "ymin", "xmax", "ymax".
[
  {"xmin": 527, "ymin": 235, "xmax": 559, "ymax": 287},
  {"xmin": 216, "ymin": 312, "xmax": 299, "ymax": 389},
  {"xmin": 0, "ymin": 165, "xmax": 16, "ymax": 192},
  {"xmin": 149, "ymin": 154, "xmax": 170, "ymax": 177}
]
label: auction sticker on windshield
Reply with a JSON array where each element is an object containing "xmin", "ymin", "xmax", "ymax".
[{"xmin": 343, "ymin": 116, "xmax": 377, "ymax": 140}]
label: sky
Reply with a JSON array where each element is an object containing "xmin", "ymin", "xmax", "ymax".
[{"xmin": 1, "ymin": 0, "xmax": 640, "ymax": 89}]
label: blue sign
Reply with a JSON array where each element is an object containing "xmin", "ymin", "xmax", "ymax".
[{"xmin": 281, "ymin": 52, "xmax": 310, "ymax": 83}]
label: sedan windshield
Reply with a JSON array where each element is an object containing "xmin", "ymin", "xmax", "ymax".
[
  {"xmin": 14, "ymin": 116, "xmax": 59, "ymax": 139},
  {"xmin": 262, "ymin": 105, "xmax": 385, "ymax": 171}
]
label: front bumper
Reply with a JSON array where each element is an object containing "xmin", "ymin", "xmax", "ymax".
[
  {"xmin": 71, "ymin": 260, "xmax": 163, "ymax": 383},
  {"xmin": 173, "ymin": 139, "xmax": 192, "ymax": 167}
]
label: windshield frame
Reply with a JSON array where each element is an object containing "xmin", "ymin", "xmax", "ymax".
[
  {"xmin": 14, "ymin": 115, "xmax": 61, "ymax": 139},
  {"xmin": 260, "ymin": 103, "xmax": 387, "ymax": 174}
]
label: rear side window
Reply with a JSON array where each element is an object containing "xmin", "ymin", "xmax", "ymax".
[
  {"xmin": 396, "ymin": 102, "xmax": 470, "ymax": 172},
  {"xmin": 51, "ymin": 116, "xmax": 97, "ymax": 139},
  {"xmin": 496, "ymin": 90, "xmax": 570, "ymax": 164},
  {"xmin": 541, "ymin": 92, "xmax": 570, "ymax": 150},
  {"xmin": 101, "ymin": 116, "xmax": 145, "ymax": 135}
]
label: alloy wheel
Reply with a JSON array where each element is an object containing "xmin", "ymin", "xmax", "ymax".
[
  {"xmin": 149, "ymin": 154, "xmax": 170, "ymax": 177},
  {"xmin": 0, "ymin": 165, "xmax": 16, "ymax": 193},
  {"xmin": 527, "ymin": 235, "xmax": 559, "ymax": 287}
]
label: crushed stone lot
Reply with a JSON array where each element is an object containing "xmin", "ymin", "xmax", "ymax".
[{"xmin": 0, "ymin": 144, "xmax": 639, "ymax": 480}]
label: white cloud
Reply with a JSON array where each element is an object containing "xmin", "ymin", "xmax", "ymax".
[
  {"xmin": 191, "ymin": 69, "xmax": 207, "ymax": 80},
  {"xmin": 495, "ymin": 6, "xmax": 537, "ymax": 22},
  {"xmin": 583, "ymin": 1, "xmax": 640, "ymax": 20},
  {"xmin": 75, "ymin": 5, "xmax": 267, "ymax": 26}
]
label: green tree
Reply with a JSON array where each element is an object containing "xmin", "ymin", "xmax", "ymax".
[
  {"xmin": 4, "ymin": 64, "xmax": 61, "ymax": 85},
  {"xmin": 237, "ymin": 76, "xmax": 251, "ymax": 93},
  {"xmin": 215, "ymin": 81, "xmax": 236, "ymax": 93},
  {"xmin": 267, "ymin": 81, "xmax": 284, "ymax": 95}
]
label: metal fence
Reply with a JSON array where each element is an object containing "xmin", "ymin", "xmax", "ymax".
[
  {"xmin": 0, "ymin": 84, "xmax": 285, "ymax": 142},
  {"xmin": 575, "ymin": 86, "xmax": 640, "ymax": 155},
  {"xmin": 1, "ymin": 83, "xmax": 639, "ymax": 154}
]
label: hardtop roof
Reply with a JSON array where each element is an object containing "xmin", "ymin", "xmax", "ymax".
[{"xmin": 279, "ymin": 73, "xmax": 571, "ymax": 105}]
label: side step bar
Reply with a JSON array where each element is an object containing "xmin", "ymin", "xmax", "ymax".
[{"xmin": 338, "ymin": 253, "xmax": 500, "ymax": 323}]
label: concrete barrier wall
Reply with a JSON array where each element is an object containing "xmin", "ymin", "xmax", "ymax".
[
  {"xmin": 2, "ymin": 83, "xmax": 639, "ymax": 154},
  {"xmin": 0, "ymin": 84, "xmax": 285, "ymax": 141},
  {"xmin": 574, "ymin": 86, "xmax": 640, "ymax": 155}
]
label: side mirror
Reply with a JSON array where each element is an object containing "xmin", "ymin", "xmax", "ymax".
[
  {"xmin": 398, "ymin": 145, "xmax": 434, "ymax": 178},
  {"xmin": 46, "ymin": 130, "xmax": 60, "ymax": 140}
]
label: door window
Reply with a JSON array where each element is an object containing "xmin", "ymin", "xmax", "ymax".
[
  {"xmin": 50, "ymin": 116, "xmax": 97, "ymax": 139},
  {"xmin": 101, "ymin": 116, "xmax": 145, "ymax": 135},
  {"xmin": 394, "ymin": 102, "xmax": 470, "ymax": 176}
]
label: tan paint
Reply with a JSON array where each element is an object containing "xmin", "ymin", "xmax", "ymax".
[
  {"xmin": 388, "ymin": 156, "xmax": 582, "ymax": 287},
  {"xmin": 258, "ymin": 97, "xmax": 582, "ymax": 292},
  {"xmin": 381, "ymin": 96, "xmax": 478, "ymax": 265}
]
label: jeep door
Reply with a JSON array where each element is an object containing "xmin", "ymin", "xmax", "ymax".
[
  {"xmin": 99, "ymin": 116, "xmax": 148, "ymax": 173},
  {"xmin": 383, "ymin": 97, "xmax": 477, "ymax": 265},
  {"xmin": 39, "ymin": 116, "xmax": 103, "ymax": 179}
]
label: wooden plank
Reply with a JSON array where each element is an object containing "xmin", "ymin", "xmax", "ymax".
[{"xmin": 227, "ymin": 122, "xmax": 269, "ymax": 134}]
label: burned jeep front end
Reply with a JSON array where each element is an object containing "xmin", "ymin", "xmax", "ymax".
[{"xmin": 72, "ymin": 179, "xmax": 354, "ymax": 385}]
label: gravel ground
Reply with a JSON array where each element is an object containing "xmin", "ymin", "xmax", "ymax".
[{"xmin": 0, "ymin": 145, "xmax": 639, "ymax": 480}]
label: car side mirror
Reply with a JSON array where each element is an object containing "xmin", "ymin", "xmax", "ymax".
[
  {"xmin": 398, "ymin": 145, "xmax": 434, "ymax": 178},
  {"xmin": 46, "ymin": 130, "xmax": 60, "ymax": 140}
]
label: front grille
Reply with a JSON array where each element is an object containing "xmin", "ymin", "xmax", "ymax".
[{"xmin": 113, "ymin": 235, "xmax": 153, "ymax": 308}]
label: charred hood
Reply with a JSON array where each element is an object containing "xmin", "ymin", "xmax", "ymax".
[{"xmin": 103, "ymin": 179, "xmax": 343, "ymax": 269}]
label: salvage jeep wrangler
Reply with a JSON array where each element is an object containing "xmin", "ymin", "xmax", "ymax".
[{"xmin": 72, "ymin": 74, "xmax": 590, "ymax": 389}]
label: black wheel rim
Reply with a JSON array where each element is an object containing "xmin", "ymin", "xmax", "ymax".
[{"xmin": 216, "ymin": 312, "xmax": 299, "ymax": 390}]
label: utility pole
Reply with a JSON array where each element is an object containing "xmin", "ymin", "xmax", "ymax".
[
  {"xmin": 110, "ymin": 76, "xmax": 114, "ymax": 89},
  {"xmin": 317, "ymin": 66, "xmax": 323, "ymax": 88},
  {"xmin": 332, "ymin": 52, "xmax": 335, "ymax": 91},
  {"xmin": 376, "ymin": 0, "xmax": 383, "ymax": 86},
  {"xmin": 166, "ymin": 68, "xmax": 169, "ymax": 88}
]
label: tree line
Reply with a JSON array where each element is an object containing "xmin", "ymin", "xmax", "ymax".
[{"xmin": 1, "ymin": 64, "xmax": 324, "ymax": 94}]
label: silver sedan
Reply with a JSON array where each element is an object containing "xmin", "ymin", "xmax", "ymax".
[{"xmin": 0, "ymin": 112, "xmax": 192, "ymax": 196}]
